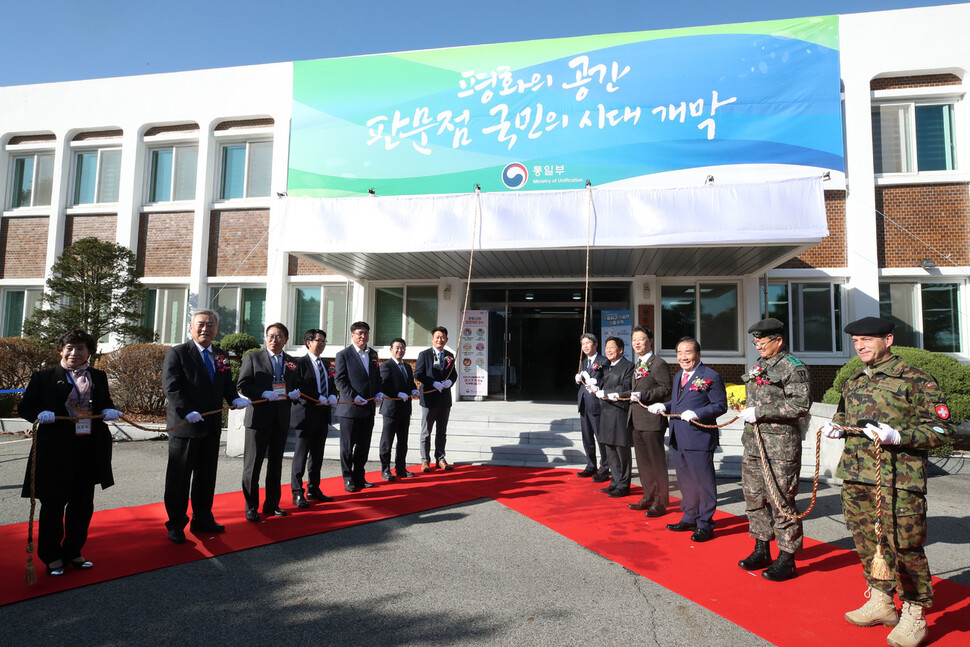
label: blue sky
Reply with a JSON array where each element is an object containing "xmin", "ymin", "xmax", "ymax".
[{"xmin": 0, "ymin": 0, "xmax": 961, "ymax": 87}]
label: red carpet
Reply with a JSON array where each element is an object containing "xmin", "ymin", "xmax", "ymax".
[{"xmin": 2, "ymin": 465, "xmax": 967, "ymax": 646}]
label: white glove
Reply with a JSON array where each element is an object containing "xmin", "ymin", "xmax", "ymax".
[
  {"xmin": 821, "ymin": 422, "xmax": 844, "ymax": 439},
  {"xmin": 411, "ymin": 389, "xmax": 420, "ymax": 398},
  {"xmin": 185, "ymin": 411, "xmax": 204, "ymax": 424},
  {"xmin": 261, "ymin": 390, "xmax": 281, "ymax": 402},
  {"xmin": 37, "ymin": 410, "xmax": 56, "ymax": 424},
  {"xmin": 232, "ymin": 397, "xmax": 251, "ymax": 409},
  {"xmin": 595, "ymin": 389, "xmax": 606, "ymax": 399},
  {"xmin": 607, "ymin": 392, "xmax": 620, "ymax": 401},
  {"xmin": 397, "ymin": 392, "xmax": 409, "ymax": 400},
  {"xmin": 864, "ymin": 422, "xmax": 901, "ymax": 445},
  {"xmin": 354, "ymin": 395, "xmax": 367, "ymax": 406},
  {"xmin": 581, "ymin": 370, "xmax": 591, "ymax": 382},
  {"xmin": 433, "ymin": 381, "xmax": 443, "ymax": 392},
  {"xmin": 574, "ymin": 373, "xmax": 583, "ymax": 384},
  {"xmin": 680, "ymin": 410, "xmax": 698, "ymax": 422},
  {"xmin": 647, "ymin": 403, "xmax": 665, "ymax": 415},
  {"xmin": 101, "ymin": 408, "xmax": 123, "ymax": 421},
  {"xmin": 739, "ymin": 407, "xmax": 757, "ymax": 424},
  {"xmin": 374, "ymin": 393, "xmax": 385, "ymax": 404},
  {"xmin": 327, "ymin": 394, "xmax": 338, "ymax": 406},
  {"xmin": 442, "ymin": 379, "xmax": 453, "ymax": 389},
  {"xmin": 587, "ymin": 377, "xmax": 598, "ymax": 387},
  {"xmin": 630, "ymin": 392, "xmax": 641, "ymax": 403},
  {"xmin": 288, "ymin": 388, "xmax": 301, "ymax": 401}
]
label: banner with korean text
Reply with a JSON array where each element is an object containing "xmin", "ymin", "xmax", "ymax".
[
  {"xmin": 288, "ymin": 16, "xmax": 841, "ymax": 197},
  {"xmin": 458, "ymin": 310, "xmax": 488, "ymax": 398}
]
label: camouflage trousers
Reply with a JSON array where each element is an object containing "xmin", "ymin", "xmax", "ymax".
[
  {"xmin": 842, "ymin": 481, "xmax": 933, "ymax": 606},
  {"xmin": 741, "ymin": 453, "xmax": 803, "ymax": 553}
]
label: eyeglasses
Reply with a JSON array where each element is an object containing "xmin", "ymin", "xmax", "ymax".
[
  {"xmin": 266, "ymin": 334, "xmax": 286, "ymax": 341},
  {"xmin": 751, "ymin": 337, "xmax": 780, "ymax": 348}
]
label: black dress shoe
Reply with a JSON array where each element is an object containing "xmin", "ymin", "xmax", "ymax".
[
  {"xmin": 396, "ymin": 469, "xmax": 416, "ymax": 479},
  {"xmin": 591, "ymin": 472, "xmax": 611, "ymax": 483},
  {"xmin": 645, "ymin": 503, "xmax": 667, "ymax": 518},
  {"xmin": 245, "ymin": 510, "xmax": 260, "ymax": 522},
  {"xmin": 293, "ymin": 494, "xmax": 310, "ymax": 508},
  {"xmin": 381, "ymin": 469, "xmax": 396, "ymax": 482},
  {"xmin": 599, "ymin": 486, "xmax": 615, "ymax": 494},
  {"xmin": 264, "ymin": 507, "xmax": 288, "ymax": 517},
  {"xmin": 628, "ymin": 497, "xmax": 653, "ymax": 511},
  {"xmin": 608, "ymin": 488, "xmax": 630, "ymax": 498},
  {"xmin": 666, "ymin": 521, "xmax": 697, "ymax": 532},
  {"xmin": 70, "ymin": 557, "xmax": 94, "ymax": 569},
  {"xmin": 344, "ymin": 481, "xmax": 358, "ymax": 493},
  {"xmin": 190, "ymin": 519, "xmax": 226, "ymax": 534},
  {"xmin": 47, "ymin": 561, "xmax": 65, "ymax": 576},
  {"xmin": 690, "ymin": 528, "xmax": 714, "ymax": 543},
  {"xmin": 168, "ymin": 528, "xmax": 187, "ymax": 543},
  {"xmin": 360, "ymin": 481, "xmax": 376, "ymax": 489},
  {"xmin": 576, "ymin": 468, "xmax": 596, "ymax": 478},
  {"xmin": 307, "ymin": 489, "xmax": 333, "ymax": 502}
]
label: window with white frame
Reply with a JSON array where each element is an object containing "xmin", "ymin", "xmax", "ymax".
[
  {"xmin": 373, "ymin": 285, "xmax": 438, "ymax": 347},
  {"xmin": 0, "ymin": 288, "xmax": 43, "ymax": 337},
  {"xmin": 879, "ymin": 282, "xmax": 962, "ymax": 353},
  {"xmin": 219, "ymin": 140, "xmax": 272, "ymax": 200},
  {"xmin": 292, "ymin": 284, "xmax": 352, "ymax": 347},
  {"xmin": 872, "ymin": 101, "xmax": 958, "ymax": 175},
  {"xmin": 148, "ymin": 145, "xmax": 198, "ymax": 203},
  {"xmin": 208, "ymin": 285, "xmax": 266, "ymax": 340},
  {"xmin": 9, "ymin": 154, "xmax": 54, "ymax": 209},
  {"xmin": 142, "ymin": 287, "xmax": 188, "ymax": 344},
  {"xmin": 660, "ymin": 283, "xmax": 738, "ymax": 352},
  {"xmin": 73, "ymin": 148, "xmax": 122, "ymax": 204},
  {"xmin": 763, "ymin": 282, "xmax": 843, "ymax": 353}
]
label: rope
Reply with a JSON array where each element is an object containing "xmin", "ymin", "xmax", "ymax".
[
  {"xmin": 751, "ymin": 422, "xmax": 822, "ymax": 520},
  {"xmin": 578, "ymin": 181, "xmax": 594, "ymax": 373}
]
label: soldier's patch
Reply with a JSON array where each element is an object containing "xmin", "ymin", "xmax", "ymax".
[
  {"xmin": 785, "ymin": 355, "xmax": 804, "ymax": 367},
  {"xmin": 933, "ymin": 426, "xmax": 947, "ymax": 435},
  {"xmin": 935, "ymin": 404, "xmax": 950, "ymax": 420}
]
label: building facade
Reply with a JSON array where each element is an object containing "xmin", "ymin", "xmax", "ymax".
[{"xmin": 1, "ymin": 5, "xmax": 968, "ymax": 402}]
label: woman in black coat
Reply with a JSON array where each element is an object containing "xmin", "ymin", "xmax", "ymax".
[
  {"xmin": 20, "ymin": 329, "xmax": 122, "ymax": 576},
  {"xmin": 594, "ymin": 336, "xmax": 635, "ymax": 497}
]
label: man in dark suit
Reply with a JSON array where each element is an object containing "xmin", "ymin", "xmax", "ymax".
[
  {"xmin": 237, "ymin": 322, "xmax": 301, "ymax": 521},
  {"xmin": 594, "ymin": 336, "xmax": 635, "ymax": 497},
  {"xmin": 649, "ymin": 336, "xmax": 727, "ymax": 543},
  {"xmin": 290, "ymin": 328, "xmax": 338, "ymax": 508},
  {"xmin": 415, "ymin": 326, "xmax": 455, "ymax": 472},
  {"xmin": 627, "ymin": 325, "xmax": 673, "ymax": 517},
  {"xmin": 379, "ymin": 337, "xmax": 420, "ymax": 481},
  {"xmin": 334, "ymin": 320, "xmax": 384, "ymax": 491},
  {"xmin": 163, "ymin": 309, "xmax": 249, "ymax": 543},
  {"xmin": 575, "ymin": 332, "xmax": 609, "ymax": 480}
]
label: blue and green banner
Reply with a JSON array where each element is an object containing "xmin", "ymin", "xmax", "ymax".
[{"xmin": 288, "ymin": 16, "xmax": 842, "ymax": 197}]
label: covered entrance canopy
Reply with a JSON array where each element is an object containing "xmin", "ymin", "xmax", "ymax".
[{"xmin": 277, "ymin": 176, "xmax": 828, "ymax": 280}]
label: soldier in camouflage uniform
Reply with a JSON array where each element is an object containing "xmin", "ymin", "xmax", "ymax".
[
  {"xmin": 822, "ymin": 316, "xmax": 952, "ymax": 647},
  {"xmin": 736, "ymin": 318, "xmax": 811, "ymax": 582}
]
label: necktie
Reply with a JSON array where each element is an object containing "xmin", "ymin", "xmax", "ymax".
[
  {"xmin": 400, "ymin": 361, "xmax": 408, "ymax": 380},
  {"xmin": 681, "ymin": 372, "xmax": 689, "ymax": 387},
  {"xmin": 203, "ymin": 348, "xmax": 215, "ymax": 382},
  {"xmin": 316, "ymin": 358, "xmax": 327, "ymax": 396},
  {"xmin": 273, "ymin": 354, "xmax": 283, "ymax": 381}
]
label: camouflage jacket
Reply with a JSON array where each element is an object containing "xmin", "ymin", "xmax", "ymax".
[
  {"xmin": 833, "ymin": 354, "xmax": 952, "ymax": 493},
  {"xmin": 741, "ymin": 350, "xmax": 812, "ymax": 459}
]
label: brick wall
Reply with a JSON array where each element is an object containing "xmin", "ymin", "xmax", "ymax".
[
  {"xmin": 778, "ymin": 190, "xmax": 846, "ymax": 269},
  {"xmin": 64, "ymin": 214, "xmax": 117, "ymax": 245},
  {"xmin": 874, "ymin": 183, "xmax": 970, "ymax": 267},
  {"xmin": 288, "ymin": 254, "xmax": 339, "ymax": 276},
  {"xmin": 0, "ymin": 216, "xmax": 50, "ymax": 279},
  {"xmin": 137, "ymin": 212, "xmax": 193, "ymax": 277},
  {"xmin": 208, "ymin": 209, "xmax": 268, "ymax": 276},
  {"xmin": 870, "ymin": 74, "xmax": 961, "ymax": 91}
]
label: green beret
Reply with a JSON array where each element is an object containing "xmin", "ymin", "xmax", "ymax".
[
  {"xmin": 844, "ymin": 316, "xmax": 894, "ymax": 336},
  {"xmin": 747, "ymin": 318, "xmax": 785, "ymax": 337}
]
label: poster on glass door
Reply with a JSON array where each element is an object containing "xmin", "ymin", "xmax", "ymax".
[
  {"xmin": 459, "ymin": 310, "xmax": 488, "ymax": 398},
  {"xmin": 601, "ymin": 310, "xmax": 633, "ymax": 362}
]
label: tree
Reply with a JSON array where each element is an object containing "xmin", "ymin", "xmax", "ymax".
[{"xmin": 23, "ymin": 237, "xmax": 154, "ymax": 349}]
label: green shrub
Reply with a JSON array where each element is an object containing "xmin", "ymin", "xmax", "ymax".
[
  {"xmin": 823, "ymin": 346, "xmax": 970, "ymax": 425},
  {"xmin": 100, "ymin": 343, "xmax": 169, "ymax": 415},
  {"xmin": 0, "ymin": 337, "xmax": 60, "ymax": 416},
  {"xmin": 219, "ymin": 333, "xmax": 261, "ymax": 359}
]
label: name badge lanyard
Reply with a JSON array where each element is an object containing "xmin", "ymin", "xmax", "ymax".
[{"xmin": 65, "ymin": 370, "xmax": 93, "ymax": 435}]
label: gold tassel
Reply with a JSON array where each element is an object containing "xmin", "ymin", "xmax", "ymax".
[
  {"xmin": 24, "ymin": 554, "xmax": 37, "ymax": 587},
  {"xmin": 870, "ymin": 535, "xmax": 893, "ymax": 580}
]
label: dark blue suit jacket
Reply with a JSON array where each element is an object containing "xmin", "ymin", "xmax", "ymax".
[
  {"xmin": 237, "ymin": 350, "xmax": 298, "ymax": 429},
  {"xmin": 380, "ymin": 359, "xmax": 415, "ymax": 419},
  {"xmin": 577, "ymin": 353, "xmax": 607, "ymax": 415},
  {"xmin": 664, "ymin": 362, "xmax": 727, "ymax": 451},
  {"xmin": 334, "ymin": 344, "xmax": 382, "ymax": 418},
  {"xmin": 290, "ymin": 353, "xmax": 336, "ymax": 430}
]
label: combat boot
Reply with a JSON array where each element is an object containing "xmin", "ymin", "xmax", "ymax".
[
  {"xmin": 761, "ymin": 550, "xmax": 797, "ymax": 581},
  {"xmin": 738, "ymin": 539, "xmax": 772, "ymax": 571},
  {"xmin": 886, "ymin": 602, "xmax": 927, "ymax": 647},
  {"xmin": 844, "ymin": 587, "xmax": 899, "ymax": 627}
]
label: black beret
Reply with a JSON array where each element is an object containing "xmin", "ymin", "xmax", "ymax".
[
  {"xmin": 747, "ymin": 318, "xmax": 785, "ymax": 337},
  {"xmin": 844, "ymin": 316, "xmax": 894, "ymax": 336}
]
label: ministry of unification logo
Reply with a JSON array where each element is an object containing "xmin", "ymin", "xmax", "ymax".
[{"xmin": 501, "ymin": 163, "xmax": 528, "ymax": 189}]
